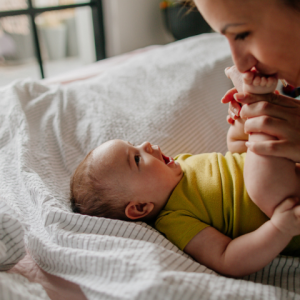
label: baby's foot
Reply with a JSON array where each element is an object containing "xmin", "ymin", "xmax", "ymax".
[
  {"xmin": 225, "ymin": 66, "xmax": 244, "ymax": 93},
  {"xmin": 242, "ymin": 71, "xmax": 277, "ymax": 94},
  {"xmin": 225, "ymin": 66, "xmax": 278, "ymax": 94}
]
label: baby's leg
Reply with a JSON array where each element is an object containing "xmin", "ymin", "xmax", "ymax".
[
  {"xmin": 244, "ymin": 132, "xmax": 300, "ymax": 218},
  {"xmin": 225, "ymin": 65, "xmax": 299, "ymax": 217}
]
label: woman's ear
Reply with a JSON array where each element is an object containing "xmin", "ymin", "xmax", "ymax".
[{"xmin": 125, "ymin": 202, "xmax": 154, "ymax": 220}]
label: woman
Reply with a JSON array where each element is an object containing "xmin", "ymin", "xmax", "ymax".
[{"xmin": 192, "ymin": 0, "xmax": 300, "ymax": 162}]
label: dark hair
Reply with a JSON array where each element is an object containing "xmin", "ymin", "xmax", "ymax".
[
  {"xmin": 70, "ymin": 150, "xmax": 130, "ymax": 221},
  {"xmin": 185, "ymin": 0, "xmax": 300, "ymax": 10},
  {"xmin": 284, "ymin": 0, "xmax": 300, "ymax": 8},
  {"xmin": 183, "ymin": 0, "xmax": 195, "ymax": 6}
]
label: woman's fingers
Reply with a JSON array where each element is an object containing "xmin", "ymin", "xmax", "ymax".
[
  {"xmin": 244, "ymin": 116, "xmax": 299, "ymax": 140},
  {"xmin": 229, "ymin": 101, "xmax": 241, "ymax": 117},
  {"xmin": 276, "ymin": 197, "xmax": 299, "ymax": 213},
  {"xmin": 228, "ymin": 104, "xmax": 240, "ymax": 120},
  {"xmin": 246, "ymin": 139, "xmax": 300, "ymax": 162},
  {"xmin": 222, "ymin": 88, "xmax": 241, "ymax": 119},
  {"xmin": 222, "ymin": 87, "xmax": 241, "ymax": 121},
  {"xmin": 232, "ymin": 91, "xmax": 300, "ymax": 162},
  {"xmin": 227, "ymin": 115, "xmax": 235, "ymax": 125},
  {"xmin": 244, "ymin": 114, "xmax": 300, "ymax": 162},
  {"xmin": 234, "ymin": 92, "xmax": 299, "ymax": 108},
  {"xmin": 221, "ymin": 88, "xmax": 238, "ymax": 104},
  {"xmin": 241, "ymin": 102, "xmax": 300, "ymax": 128}
]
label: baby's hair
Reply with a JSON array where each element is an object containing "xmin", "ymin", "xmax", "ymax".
[{"xmin": 70, "ymin": 149, "xmax": 130, "ymax": 221}]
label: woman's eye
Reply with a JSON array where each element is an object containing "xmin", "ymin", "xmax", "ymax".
[
  {"xmin": 134, "ymin": 155, "xmax": 140, "ymax": 166},
  {"xmin": 234, "ymin": 31, "xmax": 250, "ymax": 41}
]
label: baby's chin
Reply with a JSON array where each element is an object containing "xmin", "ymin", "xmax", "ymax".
[{"xmin": 175, "ymin": 162, "xmax": 184, "ymax": 183}]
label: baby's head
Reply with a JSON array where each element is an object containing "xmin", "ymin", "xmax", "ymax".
[{"xmin": 70, "ymin": 140, "xmax": 183, "ymax": 222}]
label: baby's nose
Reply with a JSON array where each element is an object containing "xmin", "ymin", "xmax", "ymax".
[
  {"xmin": 141, "ymin": 141, "xmax": 153, "ymax": 153},
  {"xmin": 151, "ymin": 144, "xmax": 159, "ymax": 151}
]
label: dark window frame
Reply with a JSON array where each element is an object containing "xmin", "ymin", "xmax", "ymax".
[{"xmin": 0, "ymin": 0, "xmax": 106, "ymax": 78}]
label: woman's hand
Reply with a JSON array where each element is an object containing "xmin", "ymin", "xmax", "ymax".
[
  {"xmin": 221, "ymin": 88, "xmax": 242, "ymax": 125},
  {"xmin": 224, "ymin": 90, "xmax": 300, "ymax": 162},
  {"xmin": 271, "ymin": 197, "xmax": 300, "ymax": 237}
]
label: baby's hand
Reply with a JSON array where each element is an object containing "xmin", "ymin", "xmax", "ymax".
[
  {"xmin": 225, "ymin": 66, "xmax": 278, "ymax": 94},
  {"xmin": 271, "ymin": 197, "xmax": 300, "ymax": 237}
]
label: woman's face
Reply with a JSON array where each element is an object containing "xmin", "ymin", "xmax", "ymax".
[{"xmin": 194, "ymin": 0, "xmax": 300, "ymax": 87}]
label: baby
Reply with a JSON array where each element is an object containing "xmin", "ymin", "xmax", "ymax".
[{"xmin": 70, "ymin": 68, "xmax": 300, "ymax": 277}]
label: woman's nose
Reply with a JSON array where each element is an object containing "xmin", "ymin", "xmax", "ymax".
[{"xmin": 230, "ymin": 44, "xmax": 257, "ymax": 73}]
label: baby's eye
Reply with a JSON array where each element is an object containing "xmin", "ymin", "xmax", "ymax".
[
  {"xmin": 134, "ymin": 155, "xmax": 140, "ymax": 166},
  {"xmin": 234, "ymin": 31, "xmax": 250, "ymax": 41}
]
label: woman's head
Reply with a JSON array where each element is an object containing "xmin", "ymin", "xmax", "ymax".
[{"xmin": 193, "ymin": 0, "xmax": 300, "ymax": 86}]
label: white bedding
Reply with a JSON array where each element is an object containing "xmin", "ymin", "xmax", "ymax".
[{"xmin": 1, "ymin": 33, "xmax": 300, "ymax": 300}]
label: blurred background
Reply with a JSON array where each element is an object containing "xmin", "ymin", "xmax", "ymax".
[{"xmin": 0, "ymin": 0, "xmax": 211, "ymax": 86}]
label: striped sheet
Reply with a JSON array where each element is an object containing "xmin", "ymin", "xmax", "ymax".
[
  {"xmin": 0, "ymin": 201, "xmax": 26, "ymax": 271},
  {"xmin": 0, "ymin": 273, "xmax": 50, "ymax": 300},
  {"xmin": 0, "ymin": 33, "xmax": 299, "ymax": 300}
]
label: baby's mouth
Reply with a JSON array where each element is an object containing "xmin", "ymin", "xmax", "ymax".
[{"xmin": 162, "ymin": 153, "xmax": 173, "ymax": 165}]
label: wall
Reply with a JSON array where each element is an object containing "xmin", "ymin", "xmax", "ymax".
[
  {"xmin": 75, "ymin": 6, "xmax": 96, "ymax": 64},
  {"xmin": 102, "ymin": 0, "xmax": 174, "ymax": 57}
]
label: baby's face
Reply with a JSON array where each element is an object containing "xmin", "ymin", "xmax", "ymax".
[{"xmin": 92, "ymin": 140, "xmax": 183, "ymax": 209}]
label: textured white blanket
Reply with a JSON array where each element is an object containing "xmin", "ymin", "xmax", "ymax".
[{"xmin": 1, "ymin": 33, "xmax": 299, "ymax": 300}]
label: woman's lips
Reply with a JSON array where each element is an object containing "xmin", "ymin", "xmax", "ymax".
[{"xmin": 250, "ymin": 67, "xmax": 278, "ymax": 78}]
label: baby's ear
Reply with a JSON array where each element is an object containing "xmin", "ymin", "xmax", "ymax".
[{"xmin": 125, "ymin": 202, "xmax": 154, "ymax": 220}]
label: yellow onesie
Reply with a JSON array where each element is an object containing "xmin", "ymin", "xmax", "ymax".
[{"xmin": 155, "ymin": 152, "xmax": 300, "ymax": 256}]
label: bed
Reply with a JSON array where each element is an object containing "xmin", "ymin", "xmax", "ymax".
[{"xmin": 0, "ymin": 33, "xmax": 299, "ymax": 300}]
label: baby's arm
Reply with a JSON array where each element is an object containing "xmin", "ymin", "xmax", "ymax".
[{"xmin": 184, "ymin": 198, "xmax": 300, "ymax": 277}]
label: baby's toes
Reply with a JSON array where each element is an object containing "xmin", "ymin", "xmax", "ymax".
[
  {"xmin": 253, "ymin": 76, "xmax": 261, "ymax": 86},
  {"xmin": 243, "ymin": 72, "xmax": 254, "ymax": 85},
  {"xmin": 260, "ymin": 77, "xmax": 267, "ymax": 87},
  {"xmin": 293, "ymin": 205, "xmax": 300, "ymax": 217},
  {"xmin": 266, "ymin": 77, "xmax": 277, "ymax": 88}
]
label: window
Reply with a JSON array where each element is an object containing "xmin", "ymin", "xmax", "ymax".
[{"xmin": 0, "ymin": 0, "xmax": 105, "ymax": 83}]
